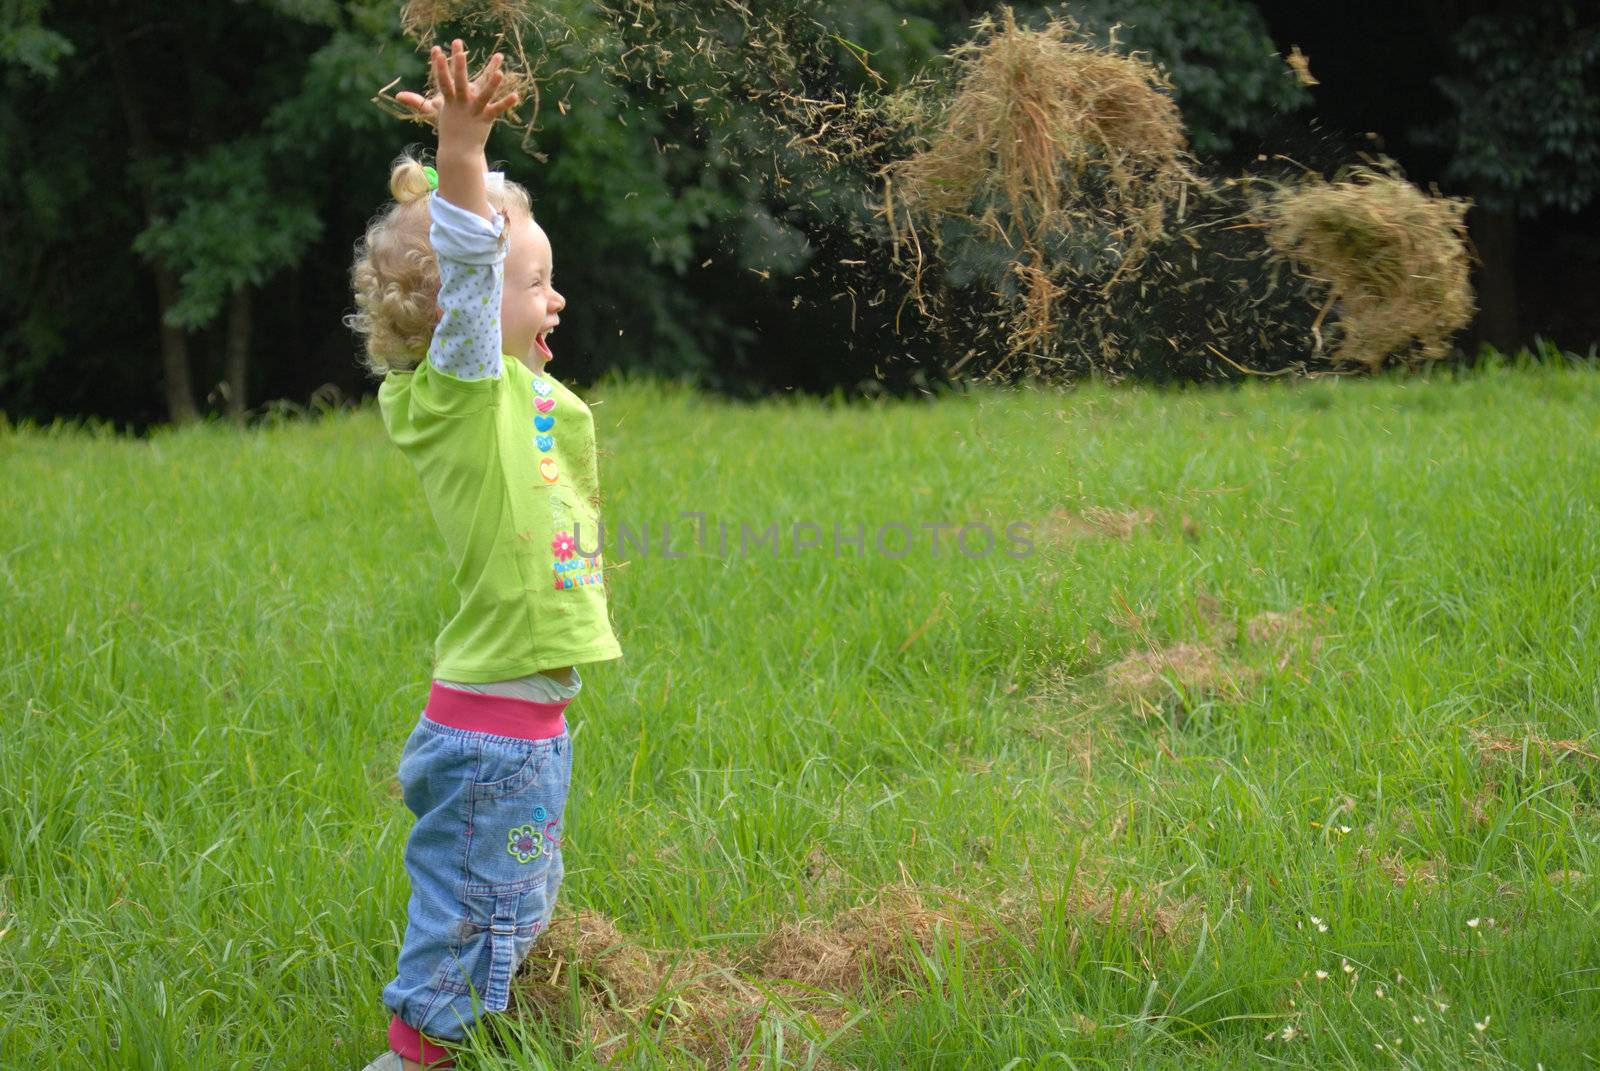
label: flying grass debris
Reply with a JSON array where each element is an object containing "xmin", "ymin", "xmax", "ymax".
[
  {"xmin": 884, "ymin": 8, "xmax": 1197, "ymax": 358},
  {"xmin": 385, "ymin": 2, "xmax": 1473, "ymax": 385},
  {"xmin": 1254, "ymin": 164, "xmax": 1475, "ymax": 371}
]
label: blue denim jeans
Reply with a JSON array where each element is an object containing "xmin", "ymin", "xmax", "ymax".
[{"xmin": 382, "ymin": 694, "xmax": 573, "ymax": 1044}]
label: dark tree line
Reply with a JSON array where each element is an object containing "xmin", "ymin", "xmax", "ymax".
[{"xmin": 2, "ymin": 0, "xmax": 1596, "ymax": 429}]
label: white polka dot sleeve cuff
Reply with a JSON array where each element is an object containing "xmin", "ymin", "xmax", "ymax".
[{"xmin": 428, "ymin": 191, "xmax": 507, "ymax": 382}]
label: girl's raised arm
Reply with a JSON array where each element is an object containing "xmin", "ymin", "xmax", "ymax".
[
  {"xmin": 396, "ymin": 39, "xmax": 519, "ymax": 223},
  {"xmin": 394, "ymin": 40, "xmax": 521, "ymax": 382}
]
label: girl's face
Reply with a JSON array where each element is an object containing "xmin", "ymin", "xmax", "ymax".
[{"xmin": 501, "ymin": 211, "xmax": 566, "ymax": 371}]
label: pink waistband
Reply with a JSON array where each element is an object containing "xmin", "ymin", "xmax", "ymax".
[
  {"xmin": 388, "ymin": 1015, "xmax": 454, "ymax": 1067},
  {"xmin": 424, "ymin": 681, "xmax": 568, "ymax": 740}
]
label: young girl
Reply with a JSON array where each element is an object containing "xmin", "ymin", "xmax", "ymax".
[{"xmin": 346, "ymin": 40, "xmax": 622, "ymax": 1071}]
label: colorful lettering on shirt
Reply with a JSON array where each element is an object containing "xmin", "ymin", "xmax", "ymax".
[{"xmin": 534, "ymin": 374, "xmax": 594, "ymax": 594}]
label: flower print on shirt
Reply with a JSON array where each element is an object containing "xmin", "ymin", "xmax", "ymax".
[{"xmin": 551, "ymin": 530, "xmax": 576, "ymax": 561}]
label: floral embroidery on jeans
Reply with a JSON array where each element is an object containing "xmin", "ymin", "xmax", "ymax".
[{"xmin": 507, "ymin": 824, "xmax": 543, "ymax": 863}]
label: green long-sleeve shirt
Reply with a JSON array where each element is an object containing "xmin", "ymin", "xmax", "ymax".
[{"xmin": 379, "ymin": 356, "xmax": 622, "ymax": 682}]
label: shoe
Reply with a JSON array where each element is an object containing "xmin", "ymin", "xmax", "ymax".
[{"xmin": 359, "ymin": 1052, "xmax": 404, "ymax": 1071}]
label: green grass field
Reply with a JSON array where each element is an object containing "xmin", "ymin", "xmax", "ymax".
[{"xmin": 4, "ymin": 362, "xmax": 1599, "ymax": 1069}]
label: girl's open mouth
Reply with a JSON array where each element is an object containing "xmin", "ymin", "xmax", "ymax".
[{"xmin": 535, "ymin": 333, "xmax": 554, "ymax": 359}]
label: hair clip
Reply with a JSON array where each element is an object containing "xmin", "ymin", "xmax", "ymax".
[{"xmin": 423, "ymin": 165, "xmax": 439, "ymax": 191}]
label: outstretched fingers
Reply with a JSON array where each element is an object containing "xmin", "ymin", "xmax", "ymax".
[
  {"xmin": 484, "ymin": 90, "xmax": 520, "ymax": 122},
  {"xmin": 470, "ymin": 54, "xmax": 505, "ymax": 113},
  {"xmin": 394, "ymin": 90, "xmax": 440, "ymax": 119},
  {"xmin": 427, "ymin": 45, "xmax": 450, "ymax": 103},
  {"xmin": 448, "ymin": 38, "xmax": 470, "ymax": 99},
  {"xmin": 402, "ymin": 42, "xmax": 515, "ymax": 126}
]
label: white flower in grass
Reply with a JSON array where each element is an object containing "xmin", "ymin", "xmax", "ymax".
[
  {"xmin": 1466, "ymin": 917, "xmax": 1480, "ymax": 929},
  {"xmin": 1309, "ymin": 914, "xmax": 1328, "ymax": 933},
  {"xmin": 1280, "ymin": 1025, "xmax": 1298, "ymax": 1041},
  {"xmin": 1474, "ymin": 1014, "xmax": 1491, "ymax": 1033},
  {"xmin": 1315, "ymin": 969, "xmax": 1329, "ymax": 980},
  {"xmin": 1412, "ymin": 1015, "xmax": 1424, "ymax": 1024}
]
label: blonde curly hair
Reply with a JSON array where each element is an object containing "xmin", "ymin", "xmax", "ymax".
[{"xmin": 346, "ymin": 152, "xmax": 533, "ymax": 376}]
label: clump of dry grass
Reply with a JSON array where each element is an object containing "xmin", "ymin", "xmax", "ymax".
[
  {"xmin": 1038, "ymin": 505, "xmax": 1157, "ymax": 544},
  {"xmin": 383, "ymin": 1, "xmax": 547, "ymax": 134},
  {"xmin": 1470, "ymin": 729, "xmax": 1599, "ymax": 766},
  {"xmin": 752, "ymin": 885, "xmax": 995, "ymax": 994},
  {"xmin": 1246, "ymin": 607, "xmax": 1328, "ymax": 670},
  {"xmin": 1096, "ymin": 596, "xmax": 1332, "ymax": 710},
  {"xmin": 752, "ymin": 881, "xmax": 1188, "ymax": 1000},
  {"xmin": 1357, "ymin": 846, "xmax": 1445, "ymax": 889},
  {"xmin": 1254, "ymin": 164, "xmax": 1475, "ymax": 371},
  {"xmin": 399, "ymin": 0, "xmax": 523, "ymax": 41},
  {"xmin": 1245, "ymin": 609, "xmax": 1312, "ymax": 646},
  {"xmin": 1105, "ymin": 642, "xmax": 1235, "ymax": 701},
  {"xmin": 514, "ymin": 909, "xmax": 769, "ymax": 1062},
  {"xmin": 884, "ymin": 7, "xmax": 1197, "ymax": 357},
  {"xmin": 512, "ymin": 877, "xmax": 1194, "ymax": 1062}
]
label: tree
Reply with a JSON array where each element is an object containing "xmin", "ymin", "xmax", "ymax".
[
  {"xmin": 0, "ymin": 1, "xmax": 1403, "ymax": 426},
  {"xmin": 108, "ymin": 0, "xmax": 418, "ymax": 421},
  {"xmin": 1419, "ymin": 0, "xmax": 1600, "ymax": 350},
  {"xmin": 2, "ymin": 0, "xmax": 413, "ymax": 423}
]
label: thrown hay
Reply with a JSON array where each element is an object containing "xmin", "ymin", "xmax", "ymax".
[
  {"xmin": 1470, "ymin": 729, "xmax": 1600, "ymax": 766},
  {"xmin": 1039, "ymin": 505, "xmax": 1157, "ymax": 544},
  {"xmin": 752, "ymin": 885, "xmax": 996, "ymax": 994},
  {"xmin": 513, "ymin": 877, "xmax": 1197, "ymax": 1062},
  {"xmin": 1357, "ymin": 847, "xmax": 1445, "ymax": 889},
  {"xmin": 1254, "ymin": 164, "xmax": 1475, "ymax": 371},
  {"xmin": 399, "ymin": 0, "xmax": 523, "ymax": 42},
  {"xmin": 1245, "ymin": 609, "xmax": 1312, "ymax": 646},
  {"xmin": 378, "ymin": 2, "xmax": 537, "ymax": 131},
  {"xmin": 377, "ymin": 3, "xmax": 1470, "ymax": 388},
  {"xmin": 1105, "ymin": 642, "xmax": 1230, "ymax": 700},
  {"xmin": 1244, "ymin": 607, "xmax": 1328, "ymax": 671},
  {"xmin": 514, "ymin": 909, "xmax": 768, "ymax": 1062},
  {"xmin": 884, "ymin": 7, "xmax": 1197, "ymax": 359},
  {"xmin": 1095, "ymin": 599, "xmax": 1328, "ymax": 709}
]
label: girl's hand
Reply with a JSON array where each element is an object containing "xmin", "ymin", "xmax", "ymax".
[
  {"xmin": 395, "ymin": 39, "xmax": 518, "ymax": 221},
  {"xmin": 396, "ymin": 39, "xmax": 518, "ymax": 150}
]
